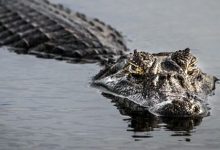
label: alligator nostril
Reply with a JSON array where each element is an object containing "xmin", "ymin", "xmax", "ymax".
[{"xmin": 193, "ymin": 105, "xmax": 200, "ymax": 113}]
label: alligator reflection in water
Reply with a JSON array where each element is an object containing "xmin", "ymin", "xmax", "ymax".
[{"xmin": 102, "ymin": 92, "xmax": 203, "ymax": 139}]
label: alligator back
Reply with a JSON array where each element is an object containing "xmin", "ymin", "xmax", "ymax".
[{"xmin": 0, "ymin": 0, "xmax": 128, "ymax": 63}]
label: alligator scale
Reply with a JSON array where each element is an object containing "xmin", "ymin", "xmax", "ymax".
[{"xmin": 0, "ymin": 0, "xmax": 218, "ymax": 117}]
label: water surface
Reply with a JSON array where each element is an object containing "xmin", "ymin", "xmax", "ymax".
[{"xmin": 0, "ymin": 0, "xmax": 220, "ymax": 149}]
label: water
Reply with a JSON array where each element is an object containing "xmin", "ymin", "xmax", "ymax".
[{"xmin": 0, "ymin": 0, "xmax": 220, "ymax": 149}]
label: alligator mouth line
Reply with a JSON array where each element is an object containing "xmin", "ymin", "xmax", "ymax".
[{"xmin": 149, "ymin": 100, "xmax": 209, "ymax": 118}]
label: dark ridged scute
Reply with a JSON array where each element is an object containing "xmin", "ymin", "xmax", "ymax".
[{"xmin": 0, "ymin": 0, "xmax": 128, "ymax": 63}]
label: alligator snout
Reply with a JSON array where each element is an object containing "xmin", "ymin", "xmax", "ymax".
[{"xmin": 150, "ymin": 99, "xmax": 208, "ymax": 117}]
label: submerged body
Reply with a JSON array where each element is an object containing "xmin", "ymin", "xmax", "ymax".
[
  {"xmin": 0, "ymin": 0, "xmax": 127, "ymax": 63},
  {"xmin": 0, "ymin": 0, "xmax": 218, "ymax": 117}
]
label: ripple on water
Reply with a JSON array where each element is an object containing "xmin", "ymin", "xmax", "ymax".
[{"xmin": 1, "ymin": 0, "xmax": 220, "ymax": 149}]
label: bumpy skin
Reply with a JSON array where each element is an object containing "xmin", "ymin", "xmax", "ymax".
[
  {"xmin": 0, "ymin": 0, "xmax": 218, "ymax": 117},
  {"xmin": 0, "ymin": 0, "xmax": 127, "ymax": 63},
  {"xmin": 93, "ymin": 48, "xmax": 218, "ymax": 117}
]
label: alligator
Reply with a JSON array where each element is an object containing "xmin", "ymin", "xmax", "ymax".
[
  {"xmin": 93, "ymin": 49, "xmax": 218, "ymax": 117},
  {"xmin": 0, "ymin": 0, "xmax": 218, "ymax": 118}
]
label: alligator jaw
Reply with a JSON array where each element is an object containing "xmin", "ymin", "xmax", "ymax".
[{"xmin": 149, "ymin": 98, "xmax": 208, "ymax": 117}]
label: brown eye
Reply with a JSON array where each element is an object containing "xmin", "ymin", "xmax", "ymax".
[
  {"xmin": 190, "ymin": 64, "xmax": 195, "ymax": 67},
  {"xmin": 188, "ymin": 71, "xmax": 193, "ymax": 75}
]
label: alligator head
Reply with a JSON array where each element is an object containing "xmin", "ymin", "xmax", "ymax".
[{"xmin": 93, "ymin": 48, "xmax": 218, "ymax": 117}]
